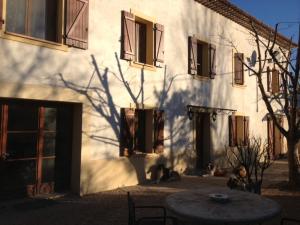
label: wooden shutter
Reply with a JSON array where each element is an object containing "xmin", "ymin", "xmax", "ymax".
[
  {"xmin": 0, "ymin": 0, "xmax": 3, "ymax": 30},
  {"xmin": 120, "ymin": 108, "xmax": 135, "ymax": 156},
  {"xmin": 267, "ymin": 118, "xmax": 274, "ymax": 156},
  {"xmin": 121, "ymin": 11, "xmax": 135, "ymax": 61},
  {"xmin": 244, "ymin": 116, "xmax": 249, "ymax": 145},
  {"xmin": 209, "ymin": 44, "xmax": 216, "ymax": 79},
  {"xmin": 154, "ymin": 23, "xmax": 164, "ymax": 67},
  {"xmin": 234, "ymin": 53, "xmax": 244, "ymax": 85},
  {"xmin": 272, "ymin": 69, "xmax": 280, "ymax": 93},
  {"xmin": 188, "ymin": 36, "xmax": 197, "ymax": 75},
  {"xmin": 229, "ymin": 115, "xmax": 236, "ymax": 147},
  {"xmin": 153, "ymin": 110, "xmax": 164, "ymax": 153},
  {"xmin": 65, "ymin": 0, "xmax": 89, "ymax": 49},
  {"xmin": 267, "ymin": 66, "xmax": 271, "ymax": 92}
]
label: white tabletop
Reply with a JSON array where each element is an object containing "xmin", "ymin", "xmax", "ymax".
[{"xmin": 166, "ymin": 186, "xmax": 281, "ymax": 225}]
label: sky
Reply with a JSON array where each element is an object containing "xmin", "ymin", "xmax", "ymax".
[{"xmin": 230, "ymin": 0, "xmax": 300, "ymax": 41}]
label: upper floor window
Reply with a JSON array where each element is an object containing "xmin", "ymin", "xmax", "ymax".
[
  {"xmin": 188, "ymin": 36, "xmax": 216, "ymax": 79},
  {"xmin": 121, "ymin": 10, "xmax": 164, "ymax": 67},
  {"xmin": 234, "ymin": 53, "xmax": 244, "ymax": 85},
  {"xmin": 6, "ymin": 0, "xmax": 58, "ymax": 42},
  {"xmin": 0, "ymin": 0, "xmax": 89, "ymax": 50},
  {"xmin": 267, "ymin": 67, "xmax": 281, "ymax": 94}
]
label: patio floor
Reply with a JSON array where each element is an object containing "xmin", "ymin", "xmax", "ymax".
[{"xmin": 0, "ymin": 159, "xmax": 299, "ymax": 225}]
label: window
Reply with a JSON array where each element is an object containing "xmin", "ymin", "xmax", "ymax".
[
  {"xmin": 6, "ymin": 0, "xmax": 58, "ymax": 42},
  {"xmin": 0, "ymin": 0, "xmax": 89, "ymax": 50},
  {"xmin": 121, "ymin": 11, "xmax": 164, "ymax": 67},
  {"xmin": 120, "ymin": 108, "xmax": 164, "ymax": 156},
  {"xmin": 188, "ymin": 36, "xmax": 216, "ymax": 78},
  {"xmin": 267, "ymin": 67, "xmax": 280, "ymax": 93},
  {"xmin": 229, "ymin": 115, "xmax": 249, "ymax": 146},
  {"xmin": 234, "ymin": 53, "xmax": 244, "ymax": 85}
]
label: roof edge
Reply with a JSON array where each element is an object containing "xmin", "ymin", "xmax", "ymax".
[{"xmin": 195, "ymin": 0, "xmax": 298, "ymax": 49}]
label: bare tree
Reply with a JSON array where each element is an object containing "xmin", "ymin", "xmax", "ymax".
[{"xmin": 229, "ymin": 23, "xmax": 300, "ymax": 187}]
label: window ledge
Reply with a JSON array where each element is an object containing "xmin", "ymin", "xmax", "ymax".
[
  {"xmin": 232, "ymin": 83, "xmax": 247, "ymax": 88},
  {"xmin": 130, "ymin": 61, "xmax": 157, "ymax": 71},
  {"xmin": 0, "ymin": 32, "xmax": 68, "ymax": 52},
  {"xmin": 191, "ymin": 74, "xmax": 212, "ymax": 81}
]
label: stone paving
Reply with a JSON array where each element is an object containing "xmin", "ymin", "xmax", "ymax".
[{"xmin": 0, "ymin": 159, "xmax": 299, "ymax": 225}]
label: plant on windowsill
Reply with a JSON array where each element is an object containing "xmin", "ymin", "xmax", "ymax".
[{"xmin": 226, "ymin": 137, "xmax": 273, "ymax": 194}]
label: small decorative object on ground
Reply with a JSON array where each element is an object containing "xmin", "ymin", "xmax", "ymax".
[
  {"xmin": 148, "ymin": 164, "xmax": 180, "ymax": 184},
  {"xmin": 226, "ymin": 137, "xmax": 273, "ymax": 194}
]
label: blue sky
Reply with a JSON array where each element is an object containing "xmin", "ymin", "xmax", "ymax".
[{"xmin": 230, "ymin": 0, "xmax": 300, "ymax": 41}]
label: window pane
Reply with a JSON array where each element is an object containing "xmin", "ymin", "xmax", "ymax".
[
  {"xmin": 6, "ymin": 0, "xmax": 26, "ymax": 35},
  {"xmin": 30, "ymin": 0, "xmax": 58, "ymax": 41},
  {"xmin": 44, "ymin": 108, "xmax": 57, "ymax": 131},
  {"xmin": 135, "ymin": 22, "xmax": 147, "ymax": 63},
  {"xmin": 30, "ymin": 0, "xmax": 47, "ymax": 40},
  {"xmin": 42, "ymin": 158, "xmax": 55, "ymax": 183},
  {"xmin": 43, "ymin": 132, "xmax": 56, "ymax": 156},
  {"xmin": 6, "ymin": 133, "xmax": 37, "ymax": 159},
  {"xmin": 8, "ymin": 105, "xmax": 38, "ymax": 131}
]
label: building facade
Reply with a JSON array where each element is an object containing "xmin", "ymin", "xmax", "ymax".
[{"xmin": 0, "ymin": 0, "xmax": 291, "ymax": 197}]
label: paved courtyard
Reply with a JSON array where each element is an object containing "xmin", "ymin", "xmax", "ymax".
[{"xmin": 0, "ymin": 159, "xmax": 299, "ymax": 225}]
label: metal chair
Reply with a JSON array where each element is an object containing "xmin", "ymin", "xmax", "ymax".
[
  {"xmin": 281, "ymin": 218, "xmax": 300, "ymax": 225},
  {"xmin": 127, "ymin": 192, "xmax": 178, "ymax": 225}
]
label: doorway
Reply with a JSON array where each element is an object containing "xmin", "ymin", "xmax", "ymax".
[
  {"xmin": 0, "ymin": 100, "xmax": 73, "ymax": 199},
  {"xmin": 195, "ymin": 112, "xmax": 211, "ymax": 169},
  {"xmin": 268, "ymin": 117, "xmax": 283, "ymax": 159}
]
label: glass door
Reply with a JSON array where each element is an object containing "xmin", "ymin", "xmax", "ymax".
[{"xmin": 0, "ymin": 104, "xmax": 57, "ymax": 197}]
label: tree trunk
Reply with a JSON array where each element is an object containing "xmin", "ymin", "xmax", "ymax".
[{"xmin": 287, "ymin": 138, "xmax": 300, "ymax": 187}]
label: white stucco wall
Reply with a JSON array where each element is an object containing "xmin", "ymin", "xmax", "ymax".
[{"xmin": 0, "ymin": 0, "xmax": 286, "ymax": 194}]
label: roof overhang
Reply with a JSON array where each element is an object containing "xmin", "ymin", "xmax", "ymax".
[{"xmin": 195, "ymin": 0, "xmax": 298, "ymax": 49}]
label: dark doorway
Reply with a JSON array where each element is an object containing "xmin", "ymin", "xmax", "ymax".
[
  {"xmin": 0, "ymin": 99, "xmax": 73, "ymax": 199},
  {"xmin": 195, "ymin": 112, "xmax": 211, "ymax": 169},
  {"xmin": 268, "ymin": 117, "xmax": 283, "ymax": 159}
]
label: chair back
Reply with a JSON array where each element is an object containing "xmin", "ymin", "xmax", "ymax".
[{"xmin": 127, "ymin": 192, "xmax": 136, "ymax": 225}]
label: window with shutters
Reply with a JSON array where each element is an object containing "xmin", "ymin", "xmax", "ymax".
[
  {"xmin": 229, "ymin": 115, "xmax": 249, "ymax": 146},
  {"xmin": 188, "ymin": 36, "xmax": 216, "ymax": 79},
  {"xmin": 0, "ymin": 0, "xmax": 89, "ymax": 50},
  {"xmin": 121, "ymin": 11, "xmax": 164, "ymax": 68},
  {"xmin": 267, "ymin": 67, "xmax": 281, "ymax": 93},
  {"xmin": 120, "ymin": 108, "xmax": 164, "ymax": 156},
  {"xmin": 234, "ymin": 53, "xmax": 244, "ymax": 85}
]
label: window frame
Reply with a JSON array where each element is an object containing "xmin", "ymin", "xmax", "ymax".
[
  {"xmin": 234, "ymin": 52, "xmax": 245, "ymax": 85},
  {"xmin": 0, "ymin": 0, "xmax": 67, "ymax": 51},
  {"xmin": 130, "ymin": 13, "xmax": 155, "ymax": 69}
]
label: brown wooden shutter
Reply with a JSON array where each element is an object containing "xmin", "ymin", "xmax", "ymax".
[
  {"xmin": 229, "ymin": 115, "xmax": 236, "ymax": 147},
  {"xmin": 272, "ymin": 69, "xmax": 280, "ymax": 93},
  {"xmin": 153, "ymin": 110, "xmax": 164, "ymax": 153},
  {"xmin": 154, "ymin": 23, "xmax": 164, "ymax": 67},
  {"xmin": 188, "ymin": 36, "xmax": 197, "ymax": 75},
  {"xmin": 234, "ymin": 53, "xmax": 244, "ymax": 84},
  {"xmin": 120, "ymin": 108, "xmax": 135, "ymax": 156},
  {"xmin": 0, "ymin": 0, "xmax": 3, "ymax": 30},
  {"xmin": 65, "ymin": 0, "xmax": 89, "ymax": 49},
  {"xmin": 267, "ymin": 66, "xmax": 271, "ymax": 92},
  {"xmin": 267, "ymin": 118, "xmax": 274, "ymax": 156},
  {"xmin": 209, "ymin": 44, "xmax": 216, "ymax": 79},
  {"xmin": 121, "ymin": 11, "xmax": 135, "ymax": 61},
  {"xmin": 244, "ymin": 116, "xmax": 249, "ymax": 145}
]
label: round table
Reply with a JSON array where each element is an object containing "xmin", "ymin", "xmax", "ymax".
[{"xmin": 166, "ymin": 186, "xmax": 281, "ymax": 225}]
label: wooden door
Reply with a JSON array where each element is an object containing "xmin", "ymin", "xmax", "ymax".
[
  {"xmin": 195, "ymin": 113, "xmax": 210, "ymax": 169},
  {"xmin": 268, "ymin": 118, "xmax": 283, "ymax": 159}
]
